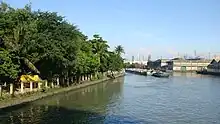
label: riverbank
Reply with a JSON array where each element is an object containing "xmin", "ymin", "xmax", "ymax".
[{"xmin": 0, "ymin": 73, "xmax": 125, "ymax": 109}]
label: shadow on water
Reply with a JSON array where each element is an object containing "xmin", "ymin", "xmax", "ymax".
[{"xmin": 0, "ymin": 105, "xmax": 149, "ymax": 124}]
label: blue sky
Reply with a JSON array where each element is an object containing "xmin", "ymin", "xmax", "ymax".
[{"xmin": 5, "ymin": 0, "xmax": 220, "ymax": 60}]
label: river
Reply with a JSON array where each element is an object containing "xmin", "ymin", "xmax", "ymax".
[{"xmin": 1, "ymin": 73, "xmax": 220, "ymax": 124}]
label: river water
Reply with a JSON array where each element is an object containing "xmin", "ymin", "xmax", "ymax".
[{"xmin": 1, "ymin": 73, "xmax": 220, "ymax": 124}]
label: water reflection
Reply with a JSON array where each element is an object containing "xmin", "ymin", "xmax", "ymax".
[{"xmin": 0, "ymin": 77, "xmax": 128, "ymax": 124}]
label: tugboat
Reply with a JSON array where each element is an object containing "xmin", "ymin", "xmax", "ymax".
[
  {"xmin": 147, "ymin": 70, "xmax": 156, "ymax": 76},
  {"xmin": 152, "ymin": 72, "xmax": 170, "ymax": 78}
]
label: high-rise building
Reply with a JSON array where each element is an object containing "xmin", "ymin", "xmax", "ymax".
[
  {"xmin": 132, "ymin": 56, "xmax": 134, "ymax": 63},
  {"xmin": 148, "ymin": 55, "xmax": 151, "ymax": 61}
]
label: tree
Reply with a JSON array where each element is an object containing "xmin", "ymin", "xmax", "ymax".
[
  {"xmin": 0, "ymin": 48, "xmax": 20, "ymax": 97},
  {"xmin": 107, "ymin": 52, "xmax": 124, "ymax": 77},
  {"xmin": 0, "ymin": 2, "xmax": 126, "ymax": 95},
  {"xmin": 115, "ymin": 45, "xmax": 124, "ymax": 55},
  {"xmin": 90, "ymin": 34, "xmax": 109, "ymax": 74}
]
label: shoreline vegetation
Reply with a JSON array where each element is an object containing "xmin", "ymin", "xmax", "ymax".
[
  {"xmin": 0, "ymin": 72, "xmax": 124, "ymax": 109},
  {"xmin": 0, "ymin": 2, "xmax": 125, "ymax": 106}
]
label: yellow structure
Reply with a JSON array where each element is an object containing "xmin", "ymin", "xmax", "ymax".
[
  {"xmin": 20, "ymin": 75, "xmax": 42, "ymax": 83},
  {"xmin": 19, "ymin": 75, "xmax": 42, "ymax": 93}
]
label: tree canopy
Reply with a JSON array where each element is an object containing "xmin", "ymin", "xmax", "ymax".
[{"xmin": 0, "ymin": 2, "xmax": 125, "ymax": 85}]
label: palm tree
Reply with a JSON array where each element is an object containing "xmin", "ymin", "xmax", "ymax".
[{"xmin": 115, "ymin": 45, "xmax": 124, "ymax": 55}]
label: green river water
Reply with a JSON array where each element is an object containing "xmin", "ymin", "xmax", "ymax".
[{"xmin": 1, "ymin": 73, "xmax": 220, "ymax": 124}]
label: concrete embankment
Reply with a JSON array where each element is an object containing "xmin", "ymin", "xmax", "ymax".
[{"xmin": 0, "ymin": 73, "xmax": 125, "ymax": 109}]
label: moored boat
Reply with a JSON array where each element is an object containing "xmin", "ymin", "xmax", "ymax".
[
  {"xmin": 147, "ymin": 70, "xmax": 156, "ymax": 76},
  {"xmin": 152, "ymin": 72, "xmax": 169, "ymax": 78}
]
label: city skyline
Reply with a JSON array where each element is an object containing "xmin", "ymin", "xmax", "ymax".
[{"xmin": 125, "ymin": 51, "xmax": 220, "ymax": 61}]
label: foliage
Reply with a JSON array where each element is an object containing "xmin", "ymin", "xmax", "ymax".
[
  {"xmin": 0, "ymin": 2, "xmax": 125, "ymax": 86},
  {"xmin": 0, "ymin": 48, "xmax": 20, "ymax": 84},
  {"xmin": 115, "ymin": 45, "xmax": 124, "ymax": 55}
]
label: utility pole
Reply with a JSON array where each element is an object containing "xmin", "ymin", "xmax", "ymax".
[
  {"xmin": 194, "ymin": 50, "xmax": 197, "ymax": 57},
  {"xmin": 208, "ymin": 52, "xmax": 211, "ymax": 60}
]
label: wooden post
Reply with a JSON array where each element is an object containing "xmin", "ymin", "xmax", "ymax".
[
  {"xmin": 21, "ymin": 82, "xmax": 24, "ymax": 93},
  {"xmin": 10, "ymin": 83, "xmax": 13, "ymax": 95},
  {"xmin": 0, "ymin": 85, "xmax": 2, "ymax": 97},
  {"xmin": 57, "ymin": 78, "xmax": 60, "ymax": 86},
  {"xmin": 38, "ymin": 82, "xmax": 41, "ymax": 90},
  {"xmin": 51, "ymin": 82, "xmax": 54, "ymax": 88},
  {"xmin": 45, "ymin": 80, "xmax": 48, "ymax": 88},
  {"xmin": 30, "ymin": 82, "xmax": 33, "ymax": 92}
]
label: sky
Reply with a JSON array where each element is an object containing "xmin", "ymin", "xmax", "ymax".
[{"xmin": 4, "ymin": 0, "xmax": 220, "ymax": 60}]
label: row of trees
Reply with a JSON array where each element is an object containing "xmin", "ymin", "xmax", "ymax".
[{"xmin": 0, "ymin": 2, "xmax": 125, "ymax": 93}]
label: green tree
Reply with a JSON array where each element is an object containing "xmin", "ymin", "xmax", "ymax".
[
  {"xmin": 115, "ymin": 45, "xmax": 125, "ymax": 55},
  {"xmin": 0, "ymin": 48, "xmax": 20, "ymax": 96},
  {"xmin": 90, "ymin": 34, "xmax": 109, "ymax": 74},
  {"xmin": 0, "ymin": 2, "xmax": 126, "ymax": 95}
]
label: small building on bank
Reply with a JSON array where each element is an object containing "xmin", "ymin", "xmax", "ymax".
[
  {"xmin": 207, "ymin": 59, "xmax": 220, "ymax": 73},
  {"xmin": 167, "ymin": 58, "xmax": 212, "ymax": 72}
]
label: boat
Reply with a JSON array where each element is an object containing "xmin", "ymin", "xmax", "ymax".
[
  {"xmin": 152, "ymin": 72, "xmax": 169, "ymax": 78},
  {"xmin": 147, "ymin": 70, "xmax": 156, "ymax": 76}
]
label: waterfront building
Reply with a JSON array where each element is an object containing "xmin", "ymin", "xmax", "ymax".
[
  {"xmin": 147, "ymin": 59, "xmax": 169, "ymax": 69},
  {"xmin": 167, "ymin": 58, "xmax": 211, "ymax": 72},
  {"xmin": 207, "ymin": 59, "xmax": 220, "ymax": 73}
]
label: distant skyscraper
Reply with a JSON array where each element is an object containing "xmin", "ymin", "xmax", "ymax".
[
  {"xmin": 132, "ymin": 56, "xmax": 134, "ymax": 63},
  {"xmin": 148, "ymin": 55, "xmax": 151, "ymax": 61},
  {"xmin": 194, "ymin": 50, "xmax": 197, "ymax": 57}
]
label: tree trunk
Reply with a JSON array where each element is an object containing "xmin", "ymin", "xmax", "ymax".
[
  {"xmin": 95, "ymin": 72, "xmax": 97, "ymax": 79},
  {"xmin": 71, "ymin": 77, "xmax": 74, "ymax": 83},
  {"xmin": 90, "ymin": 74, "xmax": 93, "ymax": 80},
  {"xmin": 81, "ymin": 76, "xmax": 83, "ymax": 82},
  {"xmin": 77, "ymin": 76, "xmax": 80, "ymax": 84},
  {"xmin": 62, "ymin": 78, "xmax": 65, "ymax": 86},
  {"xmin": 87, "ymin": 74, "xmax": 89, "ymax": 81},
  {"xmin": 67, "ymin": 78, "xmax": 70, "ymax": 86},
  {"xmin": 84, "ymin": 75, "xmax": 86, "ymax": 81}
]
